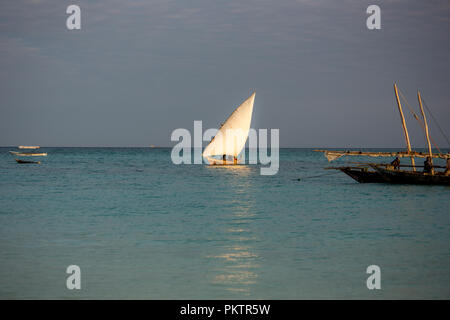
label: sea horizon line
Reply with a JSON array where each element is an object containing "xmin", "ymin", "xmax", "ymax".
[{"xmin": 2, "ymin": 146, "xmax": 446, "ymax": 150}]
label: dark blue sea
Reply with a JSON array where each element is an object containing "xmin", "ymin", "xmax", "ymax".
[{"xmin": 0, "ymin": 147, "xmax": 449, "ymax": 299}]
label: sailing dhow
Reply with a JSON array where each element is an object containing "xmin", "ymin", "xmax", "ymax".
[{"xmin": 203, "ymin": 92, "xmax": 255, "ymax": 165}]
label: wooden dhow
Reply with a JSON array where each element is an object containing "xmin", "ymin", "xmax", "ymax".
[{"xmin": 316, "ymin": 83, "xmax": 450, "ymax": 185}]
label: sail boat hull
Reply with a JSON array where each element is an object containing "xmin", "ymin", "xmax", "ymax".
[
  {"xmin": 371, "ymin": 165, "xmax": 450, "ymax": 185},
  {"xmin": 205, "ymin": 156, "xmax": 242, "ymax": 166},
  {"xmin": 337, "ymin": 166, "xmax": 386, "ymax": 183}
]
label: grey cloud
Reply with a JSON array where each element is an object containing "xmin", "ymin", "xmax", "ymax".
[{"xmin": 0, "ymin": 0, "xmax": 449, "ymax": 148}]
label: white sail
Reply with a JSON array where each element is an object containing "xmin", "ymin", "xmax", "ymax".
[{"xmin": 203, "ymin": 92, "xmax": 255, "ymax": 159}]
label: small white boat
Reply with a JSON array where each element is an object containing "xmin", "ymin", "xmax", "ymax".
[{"xmin": 9, "ymin": 151, "xmax": 47, "ymax": 156}]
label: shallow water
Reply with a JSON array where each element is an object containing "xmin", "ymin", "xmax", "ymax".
[{"xmin": 0, "ymin": 147, "xmax": 449, "ymax": 299}]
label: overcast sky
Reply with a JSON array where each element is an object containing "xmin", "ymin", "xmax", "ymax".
[{"xmin": 1, "ymin": 0, "xmax": 449, "ymax": 147}]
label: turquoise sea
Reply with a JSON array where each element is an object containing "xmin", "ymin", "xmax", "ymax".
[{"xmin": 0, "ymin": 147, "xmax": 449, "ymax": 299}]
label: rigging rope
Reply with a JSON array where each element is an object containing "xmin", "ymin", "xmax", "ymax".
[
  {"xmin": 420, "ymin": 96, "xmax": 450, "ymax": 147},
  {"xmin": 296, "ymin": 170, "xmax": 340, "ymax": 181}
]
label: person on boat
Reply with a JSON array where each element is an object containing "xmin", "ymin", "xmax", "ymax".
[
  {"xmin": 222, "ymin": 154, "xmax": 226, "ymax": 164},
  {"xmin": 445, "ymin": 158, "xmax": 450, "ymax": 176},
  {"xmin": 233, "ymin": 156, "xmax": 238, "ymax": 165},
  {"xmin": 391, "ymin": 157, "xmax": 400, "ymax": 170},
  {"xmin": 423, "ymin": 156, "xmax": 432, "ymax": 174}
]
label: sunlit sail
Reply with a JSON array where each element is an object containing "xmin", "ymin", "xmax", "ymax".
[{"xmin": 203, "ymin": 92, "xmax": 255, "ymax": 165}]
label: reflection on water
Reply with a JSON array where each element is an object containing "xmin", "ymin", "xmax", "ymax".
[
  {"xmin": 209, "ymin": 229, "xmax": 260, "ymax": 294},
  {"xmin": 205, "ymin": 164, "xmax": 253, "ymax": 177},
  {"xmin": 207, "ymin": 172, "xmax": 259, "ymax": 296}
]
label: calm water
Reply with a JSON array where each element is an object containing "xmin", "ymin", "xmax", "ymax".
[{"xmin": 0, "ymin": 147, "xmax": 449, "ymax": 299}]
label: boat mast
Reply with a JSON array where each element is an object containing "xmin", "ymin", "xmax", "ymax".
[
  {"xmin": 417, "ymin": 90, "xmax": 434, "ymax": 174},
  {"xmin": 394, "ymin": 83, "xmax": 415, "ymax": 171}
]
